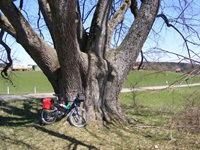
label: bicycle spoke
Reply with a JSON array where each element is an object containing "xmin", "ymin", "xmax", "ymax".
[{"xmin": 69, "ymin": 107, "xmax": 89, "ymax": 127}]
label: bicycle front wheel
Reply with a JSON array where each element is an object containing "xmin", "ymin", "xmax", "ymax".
[
  {"xmin": 69, "ymin": 107, "xmax": 89, "ymax": 128},
  {"xmin": 40, "ymin": 109, "xmax": 57, "ymax": 124}
]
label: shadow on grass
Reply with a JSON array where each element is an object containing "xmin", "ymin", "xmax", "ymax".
[
  {"xmin": 0, "ymin": 133, "xmax": 39, "ymax": 149},
  {"xmin": 0, "ymin": 99, "xmax": 42, "ymax": 126},
  {"xmin": 0, "ymin": 99, "xmax": 98, "ymax": 149},
  {"xmin": 33, "ymin": 125, "xmax": 98, "ymax": 150}
]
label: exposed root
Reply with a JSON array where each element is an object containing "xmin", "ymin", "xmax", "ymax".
[{"xmin": 102, "ymin": 110, "xmax": 130, "ymax": 127}]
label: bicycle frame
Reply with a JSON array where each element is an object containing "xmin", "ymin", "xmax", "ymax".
[
  {"xmin": 41, "ymin": 93, "xmax": 88, "ymax": 127},
  {"xmin": 54, "ymin": 94, "xmax": 82, "ymax": 116}
]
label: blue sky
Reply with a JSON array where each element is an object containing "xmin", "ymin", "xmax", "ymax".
[
  {"xmin": 142, "ymin": 0, "xmax": 200, "ymax": 63},
  {"xmin": 1, "ymin": 0, "xmax": 200, "ymax": 65}
]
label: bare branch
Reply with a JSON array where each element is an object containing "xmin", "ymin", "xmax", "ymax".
[
  {"xmin": 87, "ymin": 0, "xmax": 113, "ymax": 57},
  {"xmin": 130, "ymin": 0, "xmax": 139, "ymax": 18},
  {"xmin": 157, "ymin": 13, "xmax": 194, "ymax": 66},
  {"xmin": 38, "ymin": 0, "xmax": 55, "ymax": 45},
  {"xmin": 108, "ymin": 0, "xmax": 131, "ymax": 36},
  {"xmin": 81, "ymin": 0, "xmax": 96, "ymax": 24},
  {"xmin": 148, "ymin": 47, "xmax": 200, "ymax": 65},
  {"xmin": 0, "ymin": 30, "xmax": 13, "ymax": 84},
  {"xmin": 37, "ymin": 9, "xmax": 44, "ymax": 39},
  {"xmin": 19, "ymin": 0, "xmax": 23, "ymax": 10},
  {"xmin": 138, "ymin": 50, "xmax": 143, "ymax": 70},
  {"xmin": 107, "ymin": 0, "xmax": 160, "ymax": 82},
  {"xmin": 0, "ymin": 14, "xmax": 16, "ymax": 37}
]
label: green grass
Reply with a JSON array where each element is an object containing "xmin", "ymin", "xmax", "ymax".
[
  {"xmin": 0, "ymin": 98, "xmax": 41, "ymax": 126},
  {"xmin": 0, "ymin": 71, "xmax": 53, "ymax": 94},
  {"xmin": 1, "ymin": 70, "xmax": 200, "ymax": 94},
  {"xmin": 121, "ymin": 86, "xmax": 200, "ymax": 108},
  {"xmin": 1, "ymin": 87, "xmax": 200, "ymax": 149},
  {"xmin": 1, "ymin": 70, "xmax": 200, "ymax": 149},
  {"xmin": 124, "ymin": 70, "xmax": 200, "ymax": 88},
  {"xmin": 120, "ymin": 86, "xmax": 200, "ymax": 127}
]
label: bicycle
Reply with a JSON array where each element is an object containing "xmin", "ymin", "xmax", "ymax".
[{"xmin": 40, "ymin": 93, "xmax": 89, "ymax": 128}]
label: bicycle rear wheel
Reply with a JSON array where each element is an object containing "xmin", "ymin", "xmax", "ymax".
[
  {"xmin": 69, "ymin": 107, "xmax": 89, "ymax": 128},
  {"xmin": 41, "ymin": 109, "xmax": 57, "ymax": 124}
]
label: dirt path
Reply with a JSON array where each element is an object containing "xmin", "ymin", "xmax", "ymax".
[
  {"xmin": 121, "ymin": 83, "xmax": 200, "ymax": 92},
  {"xmin": 1, "ymin": 83, "xmax": 200, "ymax": 100},
  {"xmin": 0, "ymin": 93, "xmax": 54, "ymax": 101}
]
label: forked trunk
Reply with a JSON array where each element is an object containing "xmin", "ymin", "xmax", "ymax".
[{"xmin": 82, "ymin": 54, "xmax": 128, "ymax": 126}]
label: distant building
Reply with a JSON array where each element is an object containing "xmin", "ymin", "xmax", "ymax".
[
  {"xmin": 175, "ymin": 68, "xmax": 183, "ymax": 73},
  {"xmin": 12, "ymin": 63, "xmax": 28, "ymax": 71},
  {"xmin": 0, "ymin": 63, "xmax": 41, "ymax": 71},
  {"xmin": 32, "ymin": 65, "xmax": 41, "ymax": 71},
  {"xmin": 133, "ymin": 66, "xmax": 139, "ymax": 70}
]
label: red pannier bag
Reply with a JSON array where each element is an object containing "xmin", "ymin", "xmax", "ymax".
[{"xmin": 42, "ymin": 98, "xmax": 54, "ymax": 110}]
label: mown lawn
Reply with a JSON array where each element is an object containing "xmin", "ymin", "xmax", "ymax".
[
  {"xmin": 124, "ymin": 70, "xmax": 200, "ymax": 88},
  {"xmin": 0, "ymin": 71, "xmax": 53, "ymax": 94},
  {"xmin": 1, "ymin": 70, "xmax": 200, "ymax": 94}
]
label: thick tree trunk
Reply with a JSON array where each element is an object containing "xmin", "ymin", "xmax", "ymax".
[{"xmin": 84, "ymin": 0, "xmax": 160, "ymax": 126}]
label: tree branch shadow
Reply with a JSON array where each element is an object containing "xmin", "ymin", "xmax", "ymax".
[
  {"xmin": 0, "ymin": 133, "xmax": 39, "ymax": 149},
  {"xmin": 0, "ymin": 99, "xmax": 41, "ymax": 126},
  {"xmin": 32, "ymin": 125, "xmax": 98, "ymax": 150},
  {"xmin": 0, "ymin": 99, "xmax": 98, "ymax": 149}
]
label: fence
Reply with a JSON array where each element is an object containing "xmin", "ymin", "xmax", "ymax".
[{"xmin": 0, "ymin": 86, "xmax": 53, "ymax": 95}]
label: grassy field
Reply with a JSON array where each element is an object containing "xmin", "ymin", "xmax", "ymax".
[
  {"xmin": 124, "ymin": 70, "xmax": 200, "ymax": 88},
  {"xmin": 0, "ymin": 71, "xmax": 53, "ymax": 94},
  {"xmin": 1, "ymin": 70, "xmax": 200, "ymax": 94},
  {"xmin": 0, "ymin": 87, "xmax": 200, "ymax": 149},
  {"xmin": 0, "ymin": 70, "xmax": 200, "ymax": 149}
]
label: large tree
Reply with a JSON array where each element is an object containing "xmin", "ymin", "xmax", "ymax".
[{"xmin": 1, "ymin": 0, "xmax": 198, "ymax": 126}]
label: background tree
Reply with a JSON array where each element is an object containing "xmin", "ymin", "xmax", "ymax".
[{"xmin": 0, "ymin": 0, "xmax": 199, "ymax": 126}]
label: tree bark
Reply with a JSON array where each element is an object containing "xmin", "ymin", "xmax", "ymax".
[
  {"xmin": 0, "ymin": 0, "xmax": 62, "ymax": 93},
  {"xmin": 84, "ymin": 0, "xmax": 160, "ymax": 125}
]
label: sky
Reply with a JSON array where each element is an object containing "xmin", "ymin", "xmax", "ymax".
[
  {"xmin": 142, "ymin": 0, "xmax": 200, "ymax": 64},
  {"xmin": 0, "ymin": 0, "xmax": 39, "ymax": 66},
  {"xmin": 6, "ymin": 36, "xmax": 36, "ymax": 65},
  {"xmin": 1, "ymin": 0, "xmax": 200, "ymax": 66}
]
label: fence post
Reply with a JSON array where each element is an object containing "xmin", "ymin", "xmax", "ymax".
[
  {"xmin": 34, "ymin": 86, "xmax": 37, "ymax": 94},
  {"xmin": 6, "ymin": 86, "xmax": 9, "ymax": 94}
]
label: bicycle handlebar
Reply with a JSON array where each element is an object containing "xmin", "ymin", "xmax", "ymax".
[
  {"xmin": 53, "ymin": 93, "xmax": 77, "ymax": 102},
  {"xmin": 53, "ymin": 94, "xmax": 60, "ymax": 97}
]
